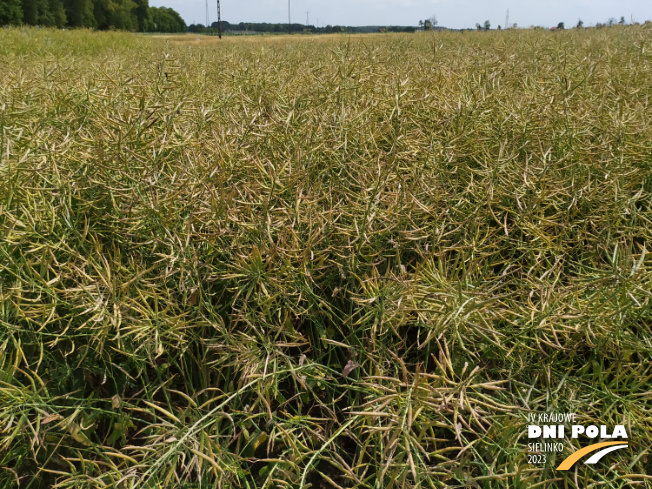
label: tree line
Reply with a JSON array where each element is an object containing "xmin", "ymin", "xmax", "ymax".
[
  {"xmin": 0, "ymin": 0, "xmax": 186, "ymax": 32},
  {"xmin": 188, "ymin": 21, "xmax": 416, "ymax": 35},
  {"xmin": 188, "ymin": 21, "xmax": 314, "ymax": 34}
]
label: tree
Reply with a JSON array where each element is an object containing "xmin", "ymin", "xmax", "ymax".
[
  {"xmin": 557, "ymin": 22, "xmax": 565, "ymax": 29},
  {"xmin": 429, "ymin": 15, "xmax": 437, "ymax": 28},
  {"xmin": 64, "ymin": 0, "xmax": 95, "ymax": 27},
  {"xmin": 1, "ymin": 0, "xmax": 23, "ymax": 24},
  {"xmin": 111, "ymin": 0, "xmax": 138, "ymax": 30},
  {"xmin": 418, "ymin": 19, "xmax": 423, "ymax": 29},
  {"xmin": 50, "ymin": 0, "xmax": 67, "ymax": 26},
  {"xmin": 145, "ymin": 6, "xmax": 185, "ymax": 32},
  {"xmin": 619, "ymin": 16, "xmax": 625, "ymax": 25},
  {"xmin": 484, "ymin": 20, "xmax": 490, "ymax": 31},
  {"xmin": 133, "ymin": 0, "xmax": 148, "ymax": 31},
  {"xmin": 4, "ymin": 0, "xmax": 179, "ymax": 30},
  {"xmin": 22, "ymin": 0, "xmax": 64, "ymax": 27},
  {"xmin": 94, "ymin": 0, "xmax": 138, "ymax": 30},
  {"xmin": 21, "ymin": 0, "xmax": 39, "ymax": 24},
  {"xmin": 475, "ymin": 23, "xmax": 482, "ymax": 31},
  {"xmin": 576, "ymin": 19, "xmax": 583, "ymax": 28},
  {"xmin": 423, "ymin": 19, "xmax": 432, "ymax": 30}
]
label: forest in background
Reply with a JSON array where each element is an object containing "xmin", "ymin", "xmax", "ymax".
[{"xmin": 0, "ymin": 0, "xmax": 185, "ymax": 32}]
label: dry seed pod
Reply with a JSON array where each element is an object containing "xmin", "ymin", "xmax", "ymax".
[{"xmin": 188, "ymin": 289, "xmax": 198, "ymax": 306}]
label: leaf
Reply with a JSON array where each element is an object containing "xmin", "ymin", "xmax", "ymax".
[
  {"xmin": 112, "ymin": 395, "xmax": 120, "ymax": 409},
  {"xmin": 342, "ymin": 360, "xmax": 359, "ymax": 378},
  {"xmin": 107, "ymin": 423, "xmax": 127, "ymax": 446},
  {"xmin": 67, "ymin": 421, "xmax": 92, "ymax": 446},
  {"xmin": 241, "ymin": 431, "xmax": 268, "ymax": 459}
]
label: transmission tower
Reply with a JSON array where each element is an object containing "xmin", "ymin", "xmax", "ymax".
[
  {"xmin": 205, "ymin": 0, "xmax": 209, "ymax": 27},
  {"xmin": 217, "ymin": 0, "xmax": 222, "ymax": 38}
]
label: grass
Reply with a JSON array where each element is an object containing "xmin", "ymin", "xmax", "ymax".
[{"xmin": 0, "ymin": 25, "xmax": 651, "ymax": 488}]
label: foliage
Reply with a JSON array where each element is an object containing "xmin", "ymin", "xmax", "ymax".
[
  {"xmin": 132, "ymin": 0, "xmax": 147, "ymax": 31},
  {"xmin": 0, "ymin": 26, "xmax": 650, "ymax": 489},
  {"xmin": 144, "ymin": 6, "xmax": 186, "ymax": 33},
  {"xmin": 419, "ymin": 16, "xmax": 437, "ymax": 32},
  {"xmin": 93, "ymin": 0, "xmax": 137, "ymax": 30},
  {"xmin": 63, "ymin": 0, "xmax": 96, "ymax": 28},
  {"xmin": 0, "ymin": 0, "xmax": 23, "ymax": 25},
  {"xmin": 21, "ymin": 0, "xmax": 66, "ymax": 27},
  {"xmin": 4, "ymin": 0, "xmax": 185, "ymax": 31}
]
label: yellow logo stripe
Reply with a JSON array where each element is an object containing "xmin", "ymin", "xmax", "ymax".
[{"xmin": 556, "ymin": 441, "xmax": 628, "ymax": 470}]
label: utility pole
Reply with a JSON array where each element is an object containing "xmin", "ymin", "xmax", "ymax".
[
  {"xmin": 217, "ymin": 0, "xmax": 222, "ymax": 38},
  {"xmin": 288, "ymin": 0, "xmax": 291, "ymax": 33},
  {"xmin": 205, "ymin": 0, "xmax": 209, "ymax": 28},
  {"xmin": 306, "ymin": 10, "xmax": 309, "ymax": 26},
  {"xmin": 505, "ymin": 9, "xmax": 509, "ymax": 29}
]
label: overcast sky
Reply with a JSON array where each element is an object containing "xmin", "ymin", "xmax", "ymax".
[{"xmin": 150, "ymin": 0, "xmax": 652, "ymax": 29}]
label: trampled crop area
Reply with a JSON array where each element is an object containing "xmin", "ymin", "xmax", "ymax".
[{"xmin": 0, "ymin": 27, "xmax": 651, "ymax": 488}]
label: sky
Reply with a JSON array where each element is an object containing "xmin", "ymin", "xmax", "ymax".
[{"xmin": 150, "ymin": 0, "xmax": 652, "ymax": 29}]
